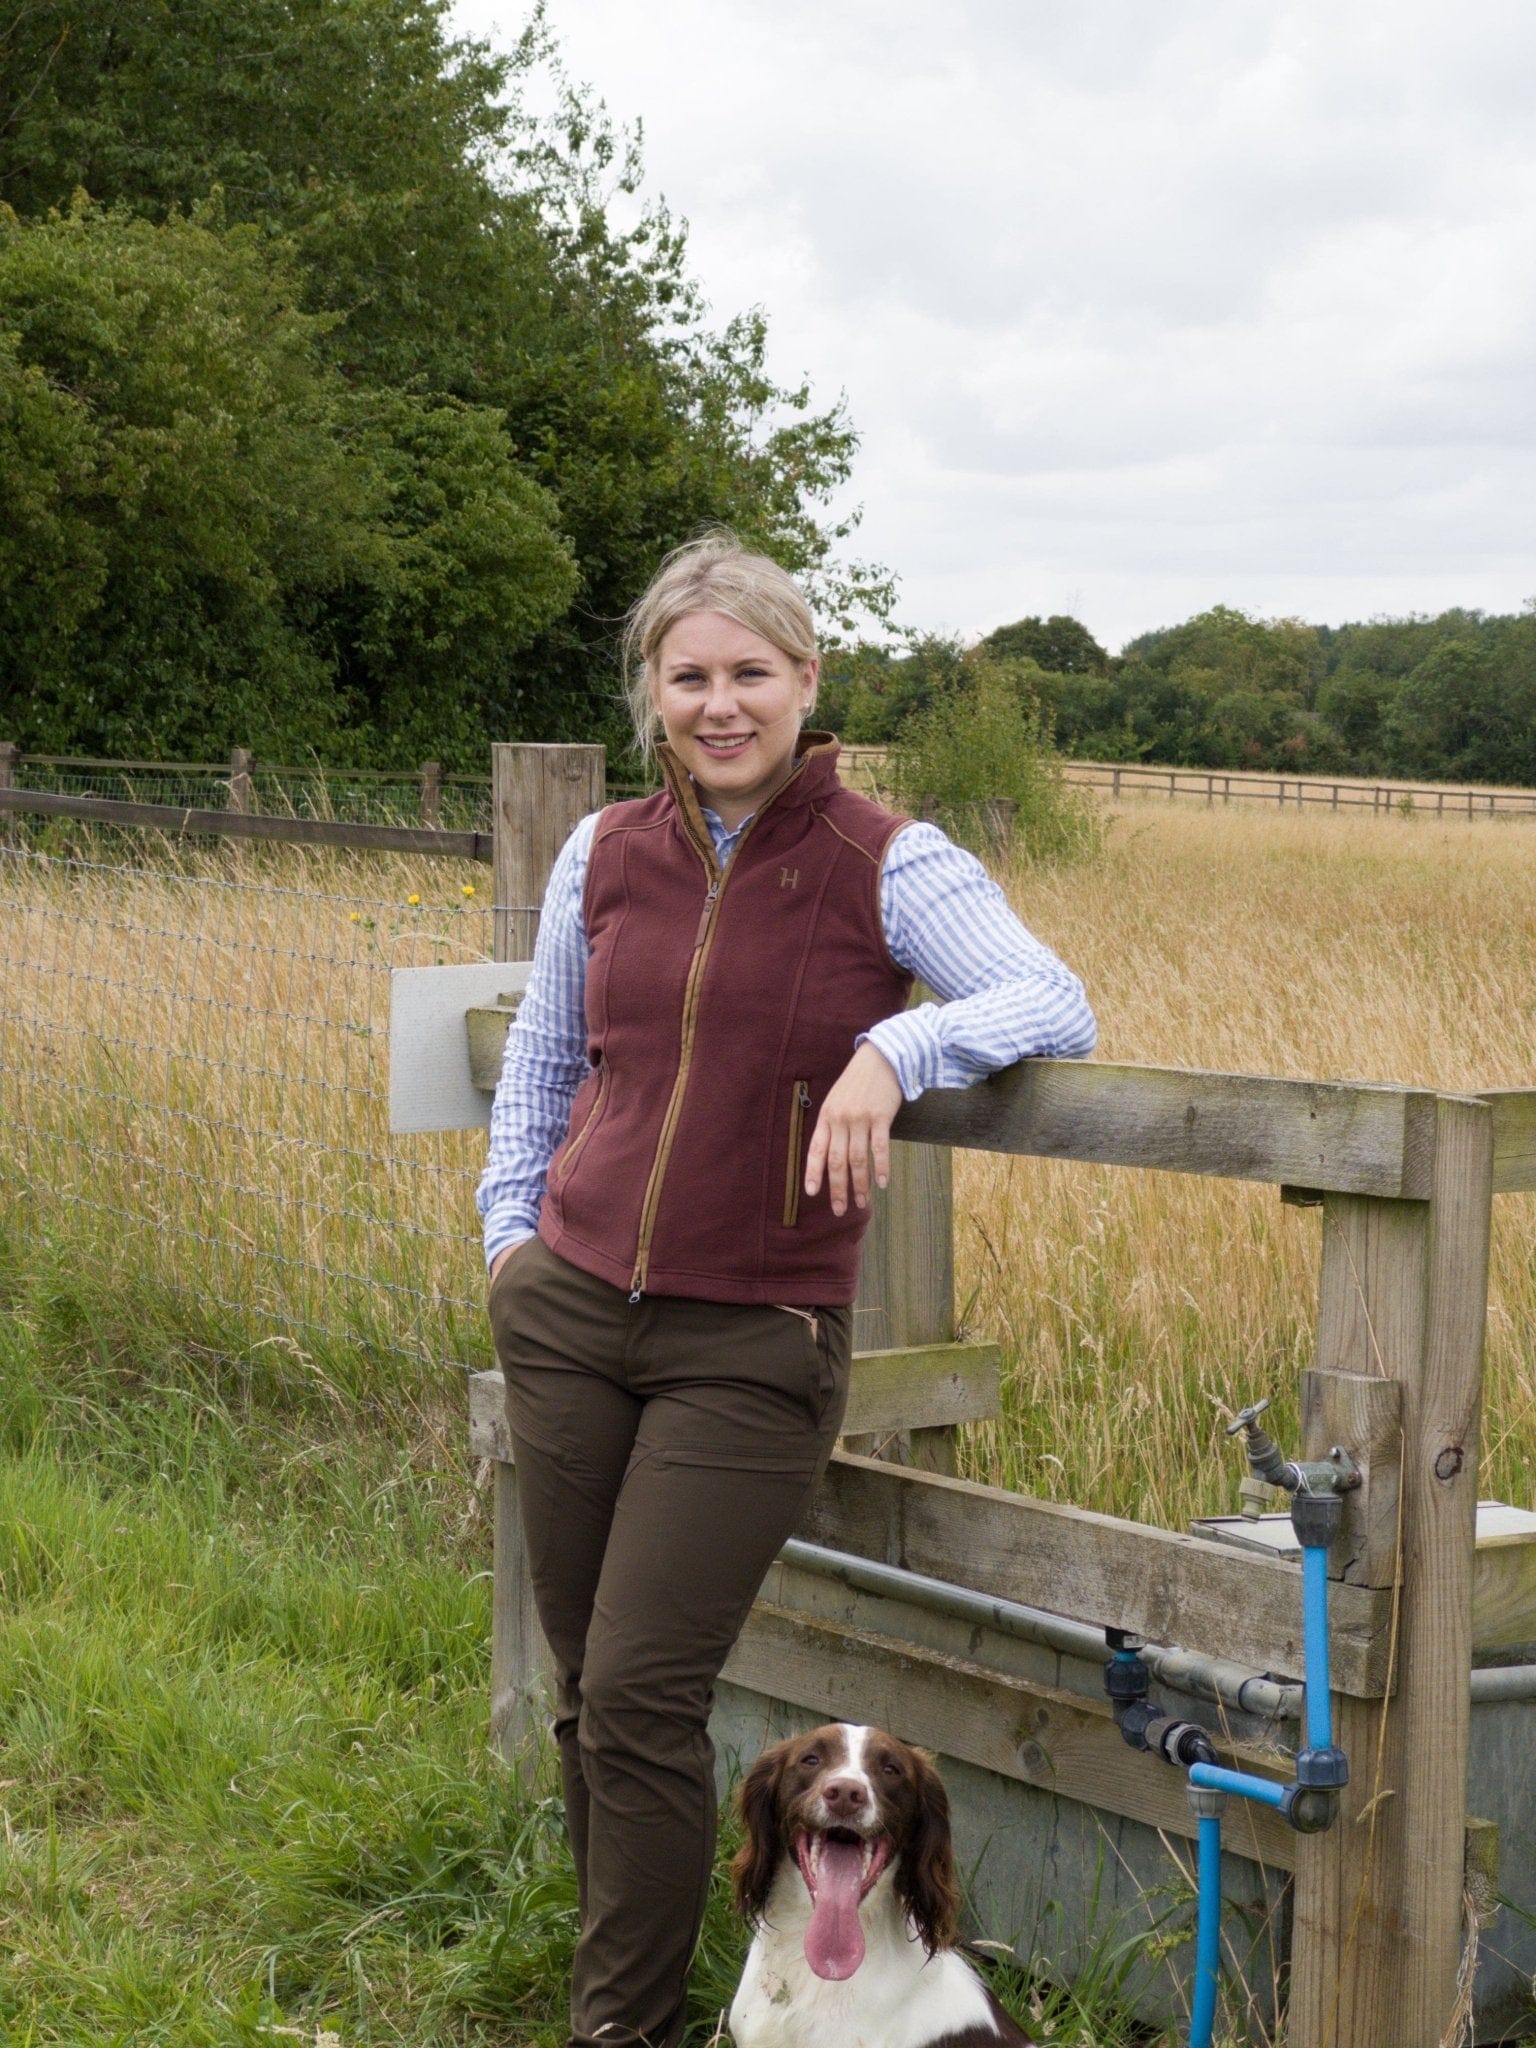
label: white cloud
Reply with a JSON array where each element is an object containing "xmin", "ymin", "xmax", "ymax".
[{"xmin": 456, "ymin": 0, "xmax": 1536, "ymax": 645}]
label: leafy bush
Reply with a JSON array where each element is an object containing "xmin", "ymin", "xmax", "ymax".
[{"xmin": 883, "ymin": 654, "xmax": 1103, "ymax": 865}]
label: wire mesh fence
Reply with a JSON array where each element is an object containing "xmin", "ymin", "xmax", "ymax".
[
  {"xmin": 6, "ymin": 759, "xmax": 498, "ymax": 832},
  {"xmin": 0, "ymin": 832, "xmax": 507, "ymax": 1386},
  {"xmin": 4, "ymin": 754, "xmax": 655, "ymax": 833}
]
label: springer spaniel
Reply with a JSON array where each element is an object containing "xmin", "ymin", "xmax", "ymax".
[{"xmin": 729, "ymin": 1723, "xmax": 1036, "ymax": 2048}]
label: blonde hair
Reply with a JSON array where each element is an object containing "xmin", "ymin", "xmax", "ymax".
[{"xmin": 622, "ymin": 532, "xmax": 818, "ymax": 760}]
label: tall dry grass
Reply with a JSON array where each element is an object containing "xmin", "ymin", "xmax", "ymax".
[
  {"xmin": 2, "ymin": 804, "xmax": 1533, "ymax": 1529},
  {"xmin": 960, "ymin": 803, "xmax": 1536, "ymax": 1528},
  {"xmin": 0, "ymin": 828, "xmax": 500, "ymax": 1405}
]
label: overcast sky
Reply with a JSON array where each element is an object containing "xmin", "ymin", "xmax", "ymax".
[{"xmin": 453, "ymin": 0, "xmax": 1536, "ymax": 651}]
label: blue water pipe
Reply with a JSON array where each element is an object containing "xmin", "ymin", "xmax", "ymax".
[
  {"xmin": 1103, "ymin": 1400, "xmax": 1359, "ymax": 2048},
  {"xmin": 1188, "ymin": 1806, "xmax": 1224, "ymax": 2048}
]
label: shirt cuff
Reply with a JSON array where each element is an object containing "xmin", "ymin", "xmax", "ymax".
[
  {"xmin": 859, "ymin": 1010, "xmax": 945, "ymax": 1101},
  {"xmin": 483, "ymin": 1220, "xmax": 538, "ymax": 1271}
]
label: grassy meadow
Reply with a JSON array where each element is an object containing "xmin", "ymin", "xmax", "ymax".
[
  {"xmin": 961, "ymin": 799, "xmax": 1536, "ymax": 1526},
  {"xmin": 0, "ymin": 800, "xmax": 1533, "ymax": 2045}
]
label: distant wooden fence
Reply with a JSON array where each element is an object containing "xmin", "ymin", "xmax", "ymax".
[{"xmin": 1061, "ymin": 758, "xmax": 1536, "ymax": 819}]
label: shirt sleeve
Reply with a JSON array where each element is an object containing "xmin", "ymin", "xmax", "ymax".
[
  {"xmin": 860, "ymin": 823, "xmax": 1097, "ymax": 1100},
  {"xmin": 475, "ymin": 812, "xmax": 598, "ymax": 1267}
]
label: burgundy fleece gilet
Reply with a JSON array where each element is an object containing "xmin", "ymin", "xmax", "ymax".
[{"xmin": 537, "ymin": 735, "xmax": 914, "ymax": 1305}]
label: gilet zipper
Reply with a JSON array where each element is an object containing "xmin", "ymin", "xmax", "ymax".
[{"xmin": 627, "ymin": 751, "xmax": 816, "ymax": 1299}]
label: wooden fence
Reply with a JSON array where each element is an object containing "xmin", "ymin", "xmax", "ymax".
[
  {"xmin": 439, "ymin": 759, "xmax": 1536, "ymax": 2047},
  {"xmin": 1060, "ymin": 759, "xmax": 1536, "ymax": 819}
]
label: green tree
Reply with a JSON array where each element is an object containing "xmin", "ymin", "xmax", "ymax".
[
  {"xmin": 1381, "ymin": 630, "xmax": 1536, "ymax": 784},
  {"xmin": 0, "ymin": 201, "xmax": 576, "ymax": 760},
  {"xmin": 1, "ymin": 0, "xmax": 890, "ymax": 756},
  {"xmin": 980, "ymin": 614, "xmax": 1107, "ymax": 675},
  {"xmin": 883, "ymin": 655, "xmax": 1100, "ymax": 865}
]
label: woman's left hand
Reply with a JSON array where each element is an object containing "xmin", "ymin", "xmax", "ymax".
[{"xmin": 804, "ymin": 1043, "xmax": 904, "ymax": 1217}]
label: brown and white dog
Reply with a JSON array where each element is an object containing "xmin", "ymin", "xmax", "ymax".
[{"xmin": 728, "ymin": 1723, "xmax": 1036, "ymax": 2048}]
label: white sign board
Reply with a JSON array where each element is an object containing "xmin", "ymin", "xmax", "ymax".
[{"xmin": 389, "ymin": 961, "xmax": 531, "ymax": 1133}]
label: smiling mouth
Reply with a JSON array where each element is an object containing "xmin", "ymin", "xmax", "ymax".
[{"xmin": 793, "ymin": 1826, "xmax": 890, "ymax": 1903}]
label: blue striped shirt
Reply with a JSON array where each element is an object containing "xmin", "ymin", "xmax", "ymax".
[{"xmin": 476, "ymin": 809, "xmax": 1097, "ymax": 1266}]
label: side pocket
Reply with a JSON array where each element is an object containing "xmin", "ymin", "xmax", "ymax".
[
  {"xmin": 772, "ymin": 1303, "xmax": 826, "ymax": 1423},
  {"xmin": 556, "ymin": 1056, "xmax": 608, "ymax": 1185},
  {"xmin": 782, "ymin": 1079, "xmax": 811, "ymax": 1226}
]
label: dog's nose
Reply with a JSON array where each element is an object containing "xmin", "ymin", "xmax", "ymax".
[{"xmin": 821, "ymin": 1775, "xmax": 868, "ymax": 1814}]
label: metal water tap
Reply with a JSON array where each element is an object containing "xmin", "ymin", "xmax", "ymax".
[
  {"xmin": 1226, "ymin": 1398, "xmax": 1361, "ymax": 1546},
  {"xmin": 1226, "ymin": 1399, "xmax": 1361, "ymax": 1496}
]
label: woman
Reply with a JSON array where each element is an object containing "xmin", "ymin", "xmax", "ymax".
[{"xmin": 477, "ymin": 534, "xmax": 1095, "ymax": 2048}]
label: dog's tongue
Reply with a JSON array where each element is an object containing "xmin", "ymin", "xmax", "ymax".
[{"xmin": 804, "ymin": 1838, "xmax": 867, "ymax": 1981}]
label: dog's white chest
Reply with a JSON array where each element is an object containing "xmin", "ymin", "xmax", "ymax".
[{"xmin": 728, "ymin": 1872, "xmax": 999, "ymax": 2048}]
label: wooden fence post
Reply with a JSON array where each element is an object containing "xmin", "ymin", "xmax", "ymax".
[
  {"xmin": 419, "ymin": 760, "xmax": 441, "ymax": 829},
  {"xmin": 488, "ymin": 743, "xmax": 606, "ymax": 1771},
  {"xmin": 1289, "ymin": 1095, "xmax": 1494, "ymax": 2048},
  {"xmin": 493, "ymin": 743, "xmax": 605, "ymax": 965},
  {"xmin": 0, "ymin": 741, "xmax": 16, "ymax": 849},
  {"xmin": 845, "ymin": 980, "xmax": 955, "ymax": 1470},
  {"xmin": 227, "ymin": 746, "xmax": 253, "ymax": 814}
]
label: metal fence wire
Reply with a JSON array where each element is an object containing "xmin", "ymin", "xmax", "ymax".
[
  {"xmin": 0, "ymin": 837, "xmax": 509, "ymax": 1382},
  {"xmin": 9, "ymin": 761, "xmax": 497, "ymax": 833}
]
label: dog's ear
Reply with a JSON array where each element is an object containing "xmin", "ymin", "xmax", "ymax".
[
  {"xmin": 731, "ymin": 1741, "xmax": 789, "ymax": 1924},
  {"xmin": 897, "ymin": 1747, "xmax": 961, "ymax": 1955}
]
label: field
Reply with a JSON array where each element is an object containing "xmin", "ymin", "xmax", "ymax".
[
  {"xmin": 960, "ymin": 801, "xmax": 1536, "ymax": 1527},
  {"xmin": 0, "ymin": 800, "xmax": 1532, "ymax": 2045}
]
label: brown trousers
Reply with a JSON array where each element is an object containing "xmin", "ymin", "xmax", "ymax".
[{"xmin": 489, "ymin": 1234, "xmax": 852, "ymax": 2048}]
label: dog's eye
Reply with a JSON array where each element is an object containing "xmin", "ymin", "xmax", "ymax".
[
  {"xmin": 881, "ymin": 1760, "xmax": 902, "ymax": 1776},
  {"xmin": 799, "ymin": 1752, "xmax": 820, "ymax": 1768}
]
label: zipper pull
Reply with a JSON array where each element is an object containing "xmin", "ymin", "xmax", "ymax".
[
  {"xmin": 693, "ymin": 881, "xmax": 720, "ymax": 948},
  {"xmin": 628, "ymin": 1288, "xmax": 642, "ymax": 1305},
  {"xmin": 797, "ymin": 1082, "xmax": 811, "ymax": 1110}
]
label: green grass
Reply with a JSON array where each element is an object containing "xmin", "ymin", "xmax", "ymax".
[{"xmin": 0, "ymin": 1233, "xmax": 1187, "ymax": 2047}]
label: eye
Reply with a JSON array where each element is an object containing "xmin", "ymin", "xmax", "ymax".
[
  {"xmin": 881, "ymin": 1759, "xmax": 901, "ymax": 1777},
  {"xmin": 800, "ymin": 1752, "xmax": 821, "ymax": 1768}
]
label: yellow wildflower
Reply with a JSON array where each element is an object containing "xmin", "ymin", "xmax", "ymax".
[
  {"xmin": 406, "ymin": 893, "xmax": 420, "ymax": 907},
  {"xmin": 462, "ymin": 883, "xmax": 476, "ymax": 897}
]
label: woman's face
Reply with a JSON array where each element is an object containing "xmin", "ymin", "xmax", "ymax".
[{"xmin": 651, "ymin": 610, "xmax": 818, "ymax": 831}]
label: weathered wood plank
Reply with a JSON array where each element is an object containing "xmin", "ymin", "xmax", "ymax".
[
  {"xmin": 1480, "ymin": 1086, "xmax": 1536, "ymax": 1193},
  {"xmin": 1290, "ymin": 1097, "xmax": 1494, "ymax": 2048},
  {"xmin": 0, "ymin": 784, "xmax": 491, "ymax": 858},
  {"xmin": 1300, "ymin": 1368, "xmax": 1403, "ymax": 1589},
  {"xmin": 794, "ymin": 1451, "xmax": 1393, "ymax": 1697},
  {"xmin": 490, "ymin": 1458, "xmax": 552, "ymax": 1784},
  {"xmin": 829, "ymin": 1342, "xmax": 999, "ymax": 1433},
  {"xmin": 492, "ymin": 743, "xmax": 605, "ymax": 963},
  {"xmin": 1471, "ymin": 1529, "xmax": 1536, "ymax": 1651},
  {"xmin": 470, "ymin": 1344, "xmax": 1001, "ymax": 1464},
  {"xmin": 892, "ymin": 1059, "xmax": 1442, "ymax": 1198},
  {"xmin": 723, "ymin": 1601, "xmax": 1298, "ymax": 1872},
  {"xmin": 482, "ymin": 746, "xmax": 602, "ymax": 1775},
  {"xmin": 852, "ymin": 1121, "xmax": 954, "ymax": 1356}
]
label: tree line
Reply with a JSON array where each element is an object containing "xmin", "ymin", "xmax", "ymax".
[
  {"xmin": 0, "ymin": 0, "xmax": 890, "ymax": 770},
  {"xmin": 4, "ymin": 3, "xmax": 1526, "ymax": 789},
  {"xmin": 821, "ymin": 603, "xmax": 1536, "ymax": 788}
]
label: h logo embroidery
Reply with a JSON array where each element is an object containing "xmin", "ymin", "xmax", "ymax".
[{"xmin": 779, "ymin": 867, "xmax": 799, "ymax": 890}]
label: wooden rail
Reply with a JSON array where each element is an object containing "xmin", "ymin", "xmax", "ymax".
[
  {"xmin": 1063, "ymin": 759, "xmax": 1536, "ymax": 818},
  {"xmin": 0, "ymin": 785, "xmax": 493, "ymax": 860}
]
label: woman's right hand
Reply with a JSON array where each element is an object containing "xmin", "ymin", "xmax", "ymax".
[{"xmin": 488, "ymin": 1241, "xmax": 524, "ymax": 1292}]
